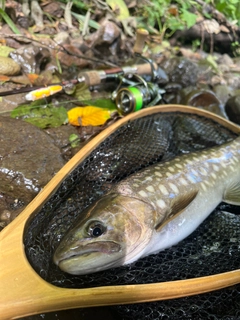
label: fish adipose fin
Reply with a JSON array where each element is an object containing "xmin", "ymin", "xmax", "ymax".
[
  {"xmin": 155, "ymin": 190, "xmax": 198, "ymax": 232},
  {"xmin": 223, "ymin": 180, "xmax": 240, "ymax": 205}
]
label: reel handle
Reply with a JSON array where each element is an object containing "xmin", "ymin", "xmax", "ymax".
[{"xmin": 133, "ymin": 29, "xmax": 149, "ymax": 54}]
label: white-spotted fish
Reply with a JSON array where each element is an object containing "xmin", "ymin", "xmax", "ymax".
[{"xmin": 54, "ymin": 137, "xmax": 240, "ymax": 275}]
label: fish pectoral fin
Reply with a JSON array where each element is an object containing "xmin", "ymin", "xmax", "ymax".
[
  {"xmin": 223, "ymin": 181, "xmax": 240, "ymax": 205},
  {"xmin": 155, "ymin": 190, "xmax": 198, "ymax": 232}
]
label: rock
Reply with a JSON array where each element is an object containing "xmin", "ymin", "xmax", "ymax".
[
  {"xmin": 9, "ymin": 45, "xmax": 51, "ymax": 74},
  {"xmin": 160, "ymin": 57, "xmax": 199, "ymax": 87},
  {"xmin": 0, "ymin": 56, "xmax": 21, "ymax": 76},
  {"xmin": 213, "ymin": 84, "xmax": 232, "ymax": 106},
  {"xmin": 0, "ymin": 117, "xmax": 65, "ymax": 228},
  {"xmin": 181, "ymin": 89, "xmax": 227, "ymax": 118},
  {"xmin": 225, "ymin": 95, "xmax": 240, "ymax": 125}
]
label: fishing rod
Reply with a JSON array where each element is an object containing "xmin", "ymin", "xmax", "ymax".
[{"xmin": 0, "ymin": 29, "xmax": 165, "ymax": 114}]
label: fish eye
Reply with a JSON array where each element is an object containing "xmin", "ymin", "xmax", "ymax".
[{"xmin": 87, "ymin": 221, "xmax": 106, "ymax": 238}]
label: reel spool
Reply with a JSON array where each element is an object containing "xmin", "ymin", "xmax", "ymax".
[{"xmin": 113, "ymin": 74, "xmax": 165, "ymax": 115}]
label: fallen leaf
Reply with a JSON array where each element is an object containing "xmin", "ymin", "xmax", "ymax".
[
  {"xmin": 68, "ymin": 106, "xmax": 111, "ymax": 126},
  {"xmin": 11, "ymin": 101, "xmax": 68, "ymax": 128},
  {"xmin": 106, "ymin": 0, "xmax": 129, "ymax": 20},
  {"xmin": 27, "ymin": 73, "xmax": 39, "ymax": 84},
  {"xmin": 0, "ymin": 45, "xmax": 15, "ymax": 57},
  {"xmin": 0, "ymin": 74, "xmax": 10, "ymax": 82}
]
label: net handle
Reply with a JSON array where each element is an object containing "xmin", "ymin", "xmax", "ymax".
[{"xmin": 0, "ymin": 105, "xmax": 240, "ymax": 319}]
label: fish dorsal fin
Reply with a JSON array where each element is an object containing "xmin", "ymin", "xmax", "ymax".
[
  {"xmin": 223, "ymin": 180, "xmax": 240, "ymax": 205},
  {"xmin": 155, "ymin": 190, "xmax": 198, "ymax": 232}
]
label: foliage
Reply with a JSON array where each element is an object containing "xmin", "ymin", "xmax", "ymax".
[
  {"xmin": 69, "ymin": 133, "xmax": 81, "ymax": 148},
  {"xmin": 106, "ymin": 0, "xmax": 129, "ymax": 20},
  {"xmin": 136, "ymin": 0, "xmax": 240, "ymax": 39},
  {"xmin": 0, "ymin": 8, "xmax": 21, "ymax": 34},
  {"xmin": 11, "ymin": 101, "xmax": 68, "ymax": 129},
  {"xmin": 137, "ymin": 0, "xmax": 197, "ymax": 38},
  {"xmin": 211, "ymin": 0, "xmax": 240, "ymax": 25}
]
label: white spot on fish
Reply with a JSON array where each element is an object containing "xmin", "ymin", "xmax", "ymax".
[
  {"xmin": 212, "ymin": 164, "xmax": 219, "ymax": 171},
  {"xmin": 221, "ymin": 162, "xmax": 227, "ymax": 168},
  {"xmin": 166, "ymin": 172, "xmax": 172, "ymax": 177},
  {"xmin": 133, "ymin": 183, "xmax": 139, "ymax": 187},
  {"xmin": 199, "ymin": 167, "xmax": 208, "ymax": 176},
  {"xmin": 211, "ymin": 172, "xmax": 217, "ymax": 179},
  {"xmin": 230, "ymin": 166, "xmax": 235, "ymax": 172},
  {"xmin": 144, "ymin": 177, "xmax": 153, "ymax": 183},
  {"xmin": 146, "ymin": 185, "xmax": 155, "ymax": 193},
  {"xmin": 169, "ymin": 183, "xmax": 179, "ymax": 194},
  {"xmin": 155, "ymin": 171, "xmax": 162, "ymax": 177},
  {"xmin": 159, "ymin": 184, "xmax": 169, "ymax": 195},
  {"xmin": 201, "ymin": 183, "xmax": 207, "ymax": 191},
  {"xmin": 138, "ymin": 190, "xmax": 148, "ymax": 197},
  {"xmin": 233, "ymin": 156, "xmax": 239, "ymax": 163},
  {"xmin": 157, "ymin": 199, "xmax": 166, "ymax": 209},
  {"xmin": 179, "ymin": 177, "xmax": 188, "ymax": 186},
  {"xmin": 168, "ymin": 166, "xmax": 175, "ymax": 172},
  {"xmin": 175, "ymin": 163, "xmax": 183, "ymax": 169},
  {"xmin": 205, "ymin": 180, "xmax": 212, "ymax": 187}
]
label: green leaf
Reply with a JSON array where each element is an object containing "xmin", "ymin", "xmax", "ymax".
[
  {"xmin": 73, "ymin": 83, "xmax": 92, "ymax": 101},
  {"xmin": 180, "ymin": 10, "xmax": 197, "ymax": 29},
  {"xmin": 0, "ymin": 45, "xmax": 15, "ymax": 57},
  {"xmin": 69, "ymin": 133, "xmax": 80, "ymax": 148},
  {"xmin": 106, "ymin": 0, "xmax": 129, "ymax": 20},
  {"xmin": 11, "ymin": 102, "xmax": 68, "ymax": 129},
  {"xmin": 80, "ymin": 98, "xmax": 117, "ymax": 111},
  {"xmin": 71, "ymin": 12, "xmax": 100, "ymax": 29},
  {"xmin": 0, "ymin": 8, "xmax": 21, "ymax": 34}
]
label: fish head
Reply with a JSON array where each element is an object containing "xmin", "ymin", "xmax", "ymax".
[{"xmin": 53, "ymin": 193, "xmax": 154, "ymax": 275}]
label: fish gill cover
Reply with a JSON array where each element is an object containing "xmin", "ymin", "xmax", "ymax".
[{"xmin": 23, "ymin": 111, "xmax": 240, "ymax": 319}]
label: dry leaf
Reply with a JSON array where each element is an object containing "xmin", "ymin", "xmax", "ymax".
[{"xmin": 68, "ymin": 106, "xmax": 111, "ymax": 126}]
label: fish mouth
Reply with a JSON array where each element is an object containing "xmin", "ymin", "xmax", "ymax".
[{"xmin": 54, "ymin": 241, "xmax": 122, "ymax": 267}]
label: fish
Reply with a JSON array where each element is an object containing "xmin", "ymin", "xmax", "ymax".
[{"xmin": 53, "ymin": 136, "xmax": 240, "ymax": 275}]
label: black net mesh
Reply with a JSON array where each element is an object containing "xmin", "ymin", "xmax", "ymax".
[{"xmin": 23, "ymin": 111, "xmax": 240, "ymax": 319}]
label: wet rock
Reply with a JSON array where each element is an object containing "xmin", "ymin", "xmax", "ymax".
[
  {"xmin": 181, "ymin": 88, "xmax": 227, "ymax": 118},
  {"xmin": 225, "ymin": 95, "xmax": 240, "ymax": 125},
  {"xmin": 89, "ymin": 20, "xmax": 122, "ymax": 58},
  {"xmin": 10, "ymin": 45, "xmax": 51, "ymax": 74},
  {"xmin": 218, "ymin": 53, "xmax": 234, "ymax": 67},
  {"xmin": 0, "ymin": 117, "xmax": 65, "ymax": 228},
  {"xmin": 213, "ymin": 84, "xmax": 232, "ymax": 106},
  {"xmin": 223, "ymin": 74, "xmax": 240, "ymax": 90},
  {"xmin": 0, "ymin": 56, "xmax": 21, "ymax": 76},
  {"xmin": 45, "ymin": 125, "xmax": 82, "ymax": 161},
  {"xmin": 160, "ymin": 57, "xmax": 199, "ymax": 88},
  {"xmin": 91, "ymin": 20, "xmax": 121, "ymax": 46}
]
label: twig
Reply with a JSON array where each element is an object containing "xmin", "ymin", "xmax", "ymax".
[{"xmin": 0, "ymin": 34, "xmax": 118, "ymax": 67}]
